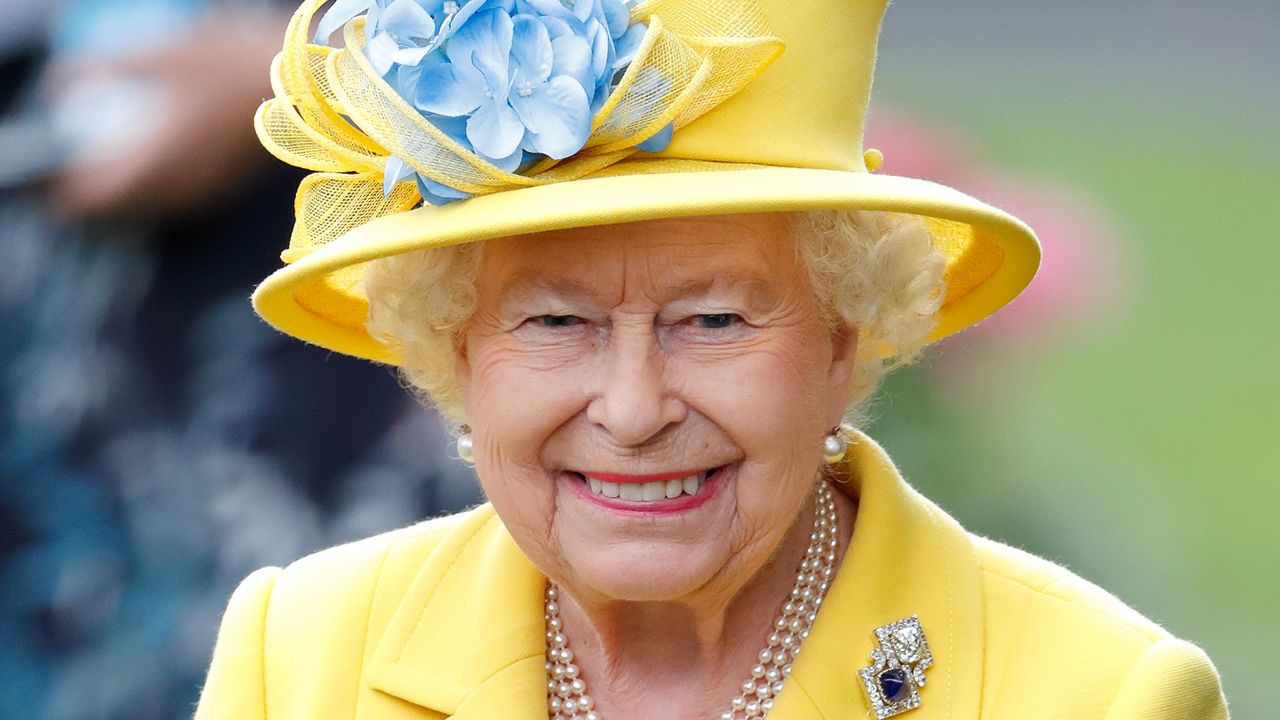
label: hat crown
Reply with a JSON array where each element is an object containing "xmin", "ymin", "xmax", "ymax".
[{"xmin": 656, "ymin": 0, "xmax": 888, "ymax": 171}]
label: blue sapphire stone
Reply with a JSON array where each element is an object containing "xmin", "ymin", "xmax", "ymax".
[{"xmin": 879, "ymin": 668, "xmax": 908, "ymax": 702}]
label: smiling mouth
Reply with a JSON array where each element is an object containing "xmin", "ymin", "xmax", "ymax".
[{"xmin": 569, "ymin": 467, "xmax": 722, "ymax": 503}]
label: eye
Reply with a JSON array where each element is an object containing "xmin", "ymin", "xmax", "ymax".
[
  {"xmin": 534, "ymin": 314, "xmax": 582, "ymax": 328},
  {"xmin": 693, "ymin": 313, "xmax": 743, "ymax": 329}
]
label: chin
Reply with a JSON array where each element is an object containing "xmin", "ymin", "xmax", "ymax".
[{"xmin": 562, "ymin": 540, "xmax": 724, "ymax": 602}]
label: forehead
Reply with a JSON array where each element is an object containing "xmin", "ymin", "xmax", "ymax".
[{"xmin": 478, "ymin": 213, "xmax": 801, "ymax": 299}]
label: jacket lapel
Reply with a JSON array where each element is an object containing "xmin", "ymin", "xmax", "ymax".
[
  {"xmin": 771, "ymin": 431, "xmax": 985, "ymax": 719},
  {"xmin": 367, "ymin": 430, "xmax": 985, "ymax": 719},
  {"xmin": 365, "ymin": 509, "xmax": 548, "ymax": 719}
]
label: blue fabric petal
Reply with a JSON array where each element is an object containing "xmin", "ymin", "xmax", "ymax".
[
  {"xmin": 388, "ymin": 60, "xmax": 424, "ymax": 100},
  {"xmin": 612, "ymin": 22, "xmax": 645, "ymax": 69},
  {"xmin": 540, "ymin": 15, "xmax": 573, "ymax": 40},
  {"xmin": 518, "ymin": 0, "xmax": 574, "ymax": 21},
  {"xmin": 601, "ymin": 0, "xmax": 629, "ymax": 39},
  {"xmin": 433, "ymin": 0, "xmax": 493, "ymax": 49},
  {"xmin": 470, "ymin": 48, "xmax": 512, "ymax": 100},
  {"xmin": 572, "ymin": 0, "xmax": 595, "ymax": 24},
  {"xmin": 383, "ymin": 155, "xmax": 417, "ymax": 196},
  {"xmin": 393, "ymin": 44, "xmax": 438, "ymax": 66},
  {"xmin": 365, "ymin": 32, "xmax": 402, "ymax": 76},
  {"xmin": 380, "ymin": 0, "xmax": 437, "ymax": 43},
  {"xmin": 588, "ymin": 22, "xmax": 609, "ymax": 81},
  {"xmin": 509, "ymin": 75, "xmax": 590, "ymax": 158},
  {"xmin": 469, "ymin": 107, "xmax": 524, "ymax": 161},
  {"xmin": 510, "ymin": 15, "xmax": 554, "ymax": 86},
  {"xmin": 635, "ymin": 121, "xmax": 672, "ymax": 152},
  {"xmin": 445, "ymin": 8, "xmax": 513, "ymax": 94},
  {"xmin": 416, "ymin": 173, "xmax": 472, "ymax": 205},
  {"xmin": 414, "ymin": 59, "xmax": 485, "ymax": 115},
  {"xmin": 587, "ymin": 25, "xmax": 613, "ymax": 112},
  {"xmin": 366, "ymin": 1, "xmax": 385, "ymax": 40},
  {"xmin": 550, "ymin": 34, "xmax": 593, "ymax": 97},
  {"xmin": 467, "ymin": 98, "xmax": 525, "ymax": 158},
  {"xmin": 315, "ymin": 0, "xmax": 373, "ymax": 43}
]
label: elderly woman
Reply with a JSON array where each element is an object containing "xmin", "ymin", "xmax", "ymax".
[{"xmin": 196, "ymin": 0, "xmax": 1228, "ymax": 718}]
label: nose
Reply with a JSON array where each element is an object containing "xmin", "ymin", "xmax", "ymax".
[{"xmin": 585, "ymin": 324, "xmax": 687, "ymax": 447}]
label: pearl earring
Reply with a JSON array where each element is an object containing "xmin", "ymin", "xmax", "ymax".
[
  {"xmin": 822, "ymin": 427, "xmax": 848, "ymax": 464},
  {"xmin": 456, "ymin": 425, "xmax": 475, "ymax": 464}
]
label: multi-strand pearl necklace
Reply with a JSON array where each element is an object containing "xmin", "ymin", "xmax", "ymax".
[{"xmin": 544, "ymin": 480, "xmax": 839, "ymax": 720}]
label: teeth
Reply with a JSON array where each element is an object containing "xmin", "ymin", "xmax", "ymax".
[{"xmin": 583, "ymin": 472, "xmax": 710, "ymax": 502}]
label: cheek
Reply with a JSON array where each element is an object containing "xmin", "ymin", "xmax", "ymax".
[
  {"xmin": 462, "ymin": 332, "xmax": 590, "ymax": 549},
  {"xmin": 677, "ymin": 329, "xmax": 833, "ymax": 523}
]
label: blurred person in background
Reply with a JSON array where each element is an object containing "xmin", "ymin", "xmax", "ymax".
[{"xmin": 0, "ymin": 1, "xmax": 476, "ymax": 718}]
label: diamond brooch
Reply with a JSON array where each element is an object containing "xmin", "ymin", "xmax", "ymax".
[{"xmin": 858, "ymin": 615, "xmax": 932, "ymax": 718}]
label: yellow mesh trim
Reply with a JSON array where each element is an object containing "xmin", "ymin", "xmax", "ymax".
[
  {"xmin": 588, "ymin": 16, "xmax": 710, "ymax": 152},
  {"xmin": 284, "ymin": 172, "xmax": 420, "ymax": 261},
  {"xmin": 256, "ymin": 98, "xmax": 380, "ymax": 173},
  {"xmin": 275, "ymin": 2, "xmax": 387, "ymax": 158}
]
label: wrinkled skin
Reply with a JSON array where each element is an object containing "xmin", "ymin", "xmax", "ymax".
[{"xmin": 456, "ymin": 213, "xmax": 858, "ymax": 719}]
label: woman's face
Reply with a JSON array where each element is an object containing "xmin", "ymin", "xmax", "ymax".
[{"xmin": 457, "ymin": 213, "xmax": 857, "ymax": 602}]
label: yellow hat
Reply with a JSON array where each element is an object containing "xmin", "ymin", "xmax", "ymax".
[{"xmin": 252, "ymin": 0, "xmax": 1039, "ymax": 365}]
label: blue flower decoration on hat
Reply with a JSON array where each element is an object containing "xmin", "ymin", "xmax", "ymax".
[{"xmin": 315, "ymin": 0, "xmax": 659, "ymax": 204}]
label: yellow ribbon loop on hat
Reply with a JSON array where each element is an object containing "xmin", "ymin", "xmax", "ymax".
[
  {"xmin": 281, "ymin": 172, "xmax": 421, "ymax": 265},
  {"xmin": 255, "ymin": 0, "xmax": 784, "ymax": 262}
]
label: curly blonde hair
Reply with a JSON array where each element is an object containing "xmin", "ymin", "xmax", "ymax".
[{"xmin": 364, "ymin": 210, "xmax": 946, "ymax": 427}]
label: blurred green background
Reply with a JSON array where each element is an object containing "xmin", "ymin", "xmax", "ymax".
[{"xmin": 867, "ymin": 3, "xmax": 1279, "ymax": 717}]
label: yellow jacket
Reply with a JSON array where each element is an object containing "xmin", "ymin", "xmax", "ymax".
[{"xmin": 194, "ymin": 434, "xmax": 1228, "ymax": 719}]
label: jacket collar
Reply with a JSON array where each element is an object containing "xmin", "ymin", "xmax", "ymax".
[{"xmin": 366, "ymin": 431, "xmax": 984, "ymax": 719}]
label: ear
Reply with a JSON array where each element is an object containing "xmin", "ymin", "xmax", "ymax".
[{"xmin": 825, "ymin": 321, "xmax": 859, "ymax": 427}]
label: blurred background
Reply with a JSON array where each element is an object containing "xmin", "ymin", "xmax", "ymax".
[{"xmin": 0, "ymin": 1, "xmax": 1275, "ymax": 718}]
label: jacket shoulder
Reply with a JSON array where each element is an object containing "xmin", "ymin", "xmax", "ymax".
[
  {"xmin": 974, "ymin": 534, "xmax": 1167, "ymax": 644},
  {"xmin": 972, "ymin": 535, "xmax": 1228, "ymax": 719},
  {"xmin": 195, "ymin": 505, "xmax": 494, "ymax": 720}
]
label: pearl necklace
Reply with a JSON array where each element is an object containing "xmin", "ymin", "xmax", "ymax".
[{"xmin": 544, "ymin": 480, "xmax": 839, "ymax": 720}]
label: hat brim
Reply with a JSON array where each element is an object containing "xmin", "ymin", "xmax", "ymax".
[{"xmin": 252, "ymin": 160, "xmax": 1040, "ymax": 365}]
